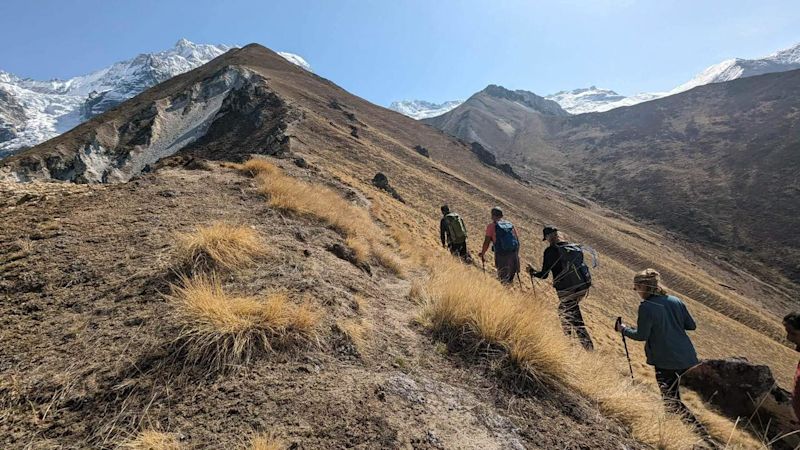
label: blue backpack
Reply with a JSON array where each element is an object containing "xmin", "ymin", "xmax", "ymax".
[{"xmin": 494, "ymin": 221, "xmax": 519, "ymax": 254}]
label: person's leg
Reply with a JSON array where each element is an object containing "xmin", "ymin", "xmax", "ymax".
[
  {"xmin": 495, "ymin": 253, "xmax": 513, "ymax": 284},
  {"xmin": 655, "ymin": 368, "xmax": 707, "ymax": 431},
  {"xmin": 557, "ymin": 292, "xmax": 575, "ymax": 336},
  {"xmin": 455, "ymin": 242, "xmax": 468, "ymax": 262},
  {"xmin": 570, "ymin": 290, "xmax": 594, "ymax": 350}
]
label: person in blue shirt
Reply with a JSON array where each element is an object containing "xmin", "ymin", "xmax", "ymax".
[{"xmin": 615, "ymin": 268, "xmax": 702, "ymax": 426}]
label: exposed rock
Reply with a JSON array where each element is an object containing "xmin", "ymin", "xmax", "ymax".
[
  {"xmin": 682, "ymin": 357, "xmax": 799, "ymax": 447},
  {"xmin": 326, "ymin": 243, "xmax": 371, "ymax": 274},
  {"xmin": 469, "ymin": 142, "xmax": 520, "ymax": 180},
  {"xmin": 682, "ymin": 357, "xmax": 775, "ymax": 417},
  {"xmin": 414, "ymin": 145, "xmax": 430, "ymax": 158},
  {"xmin": 371, "ymin": 172, "xmax": 405, "ymax": 203}
]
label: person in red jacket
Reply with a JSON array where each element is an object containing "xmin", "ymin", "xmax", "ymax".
[{"xmin": 783, "ymin": 312, "xmax": 800, "ymax": 421}]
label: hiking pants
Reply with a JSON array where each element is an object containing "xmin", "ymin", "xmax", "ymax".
[
  {"xmin": 654, "ymin": 367, "xmax": 706, "ymax": 431},
  {"xmin": 495, "ymin": 251, "xmax": 519, "ymax": 284},
  {"xmin": 448, "ymin": 242, "xmax": 470, "ymax": 263},
  {"xmin": 556, "ymin": 289, "xmax": 594, "ymax": 351}
]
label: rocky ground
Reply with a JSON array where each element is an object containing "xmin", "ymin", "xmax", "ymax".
[{"xmin": 1, "ymin": 163, "xmax": 644, "ymax": 449}]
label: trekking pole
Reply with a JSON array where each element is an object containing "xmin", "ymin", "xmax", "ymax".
[
  {"xmin": 617, "ymin": 317, "xmax": 634, "ymax": 380},
  {"xmin": 516, "ymin": 272, "xmax": 523, "ymax": 289},
  {"xmin": 481, "ymin": 258, "xmax": 485, "ymax": 274}
]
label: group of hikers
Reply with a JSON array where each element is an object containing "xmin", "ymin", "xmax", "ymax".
[{"xmin": 438, "ymin": 204, "xmax": 713, "ymax": 431}]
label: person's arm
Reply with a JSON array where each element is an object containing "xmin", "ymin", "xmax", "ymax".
[
  {"xmin": 479, "ymin": 223, "xmax": 493, "ymax": 259},
  {"xmin": 532, "ymin": 247, "xmax": 557, "ymax": 279},
  {"xmin": 440, "ymin": 219, "xmax": 447, "ymax": 247},
  {"xmin": 479, "ymin": 235, "xmax": 491, "ymax": 258},
  {"xmin": 681, "ymin": 301, "xmax": 697, "ymax": 331},
  {"xmin": 623, "ymin": 303, "xmax": 653, "ymax": 341}
]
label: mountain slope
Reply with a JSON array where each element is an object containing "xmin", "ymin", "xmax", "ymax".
[
  {"xmin": 1, "ymin": 43, "xmax": 792, "ymax": 448},
  {"xmin": 0, "ymin": 39, "xmax": 310, "ymax": 157},
  {"xmin": 426, "ymin": 71, "xmax": 800, "ymax": 295}
]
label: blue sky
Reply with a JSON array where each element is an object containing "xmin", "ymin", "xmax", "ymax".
[{"xmin": 1, "ymin": 0, "xmax": 799, "ymax": 105}]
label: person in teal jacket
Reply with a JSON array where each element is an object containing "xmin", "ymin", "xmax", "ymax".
[{"xmin": 615, "ymin": 268, "xmax": 701, "ymax": 425}]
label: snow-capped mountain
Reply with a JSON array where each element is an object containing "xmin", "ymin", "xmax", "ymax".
[
  {"xmin": 0, "ymin": 39, "xmax": 311, "ymax": 157},
  {"xmin": 544, "ymin": 87, "xmax": 664, "ymax": 114},
  {"xmin": 388, "ymin": 99, "xmax": 463, "ymax": 120},
  {"xmin": 671, "ymin": 42, "xmax": 800, "ymax": 94}
]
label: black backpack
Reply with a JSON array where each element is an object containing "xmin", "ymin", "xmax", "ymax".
[{"xmin": 553, "ymin": 243, "xmax": 592, "ymax": 290}]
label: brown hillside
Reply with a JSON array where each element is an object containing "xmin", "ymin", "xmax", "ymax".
[
  {"xmin": 425, "ymin": 72, "xmax": 800, "ymax": 301},
  {"xmin": 1, "ymin": 44, "xmax": 792, "ymax": 448}
]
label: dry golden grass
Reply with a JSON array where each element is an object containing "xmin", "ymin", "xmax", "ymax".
[
  {"xmin": 420, "ymin": 256, "xmax": 704, "ymax": 449},
  {"xmin": 345, "ymin": 237, "xmax": 370, "ymax": 263},
  {"xmin": 682, "ymin": 391, "xmax": 765, "ymax": 448},
  {"xmin": 370, "ymin": 243, "xmax": 407, "ymax": 277},
  {"xmin": 242, "ymin": 158, "xmax": 409, "ymax": 277},
  {"xmin": 248, "ymin": 432, "xmax": 284, "ymax": 450},
  {"xmin": 248, "ymin": 160, "xmax": 373, "ymax": 238},
  {"xmin": 338, "ymin": 318, "xmax": 371, "ymax": 354},
  {"xmin": 167, "ymin": 276, "xmax": 319, "ymax": 371},
  {"xmin": 237, "ymin": 158, "xmax": 281, "ymax": 178},
  {"xmin": 176, "ymin": 222, "xmax": 265, "ymax": 273},
  {"xmin": 119, "ymin": 430, "xmax": 181, "ymax": 450}
]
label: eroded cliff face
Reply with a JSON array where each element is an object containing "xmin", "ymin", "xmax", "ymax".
[{"xmin": 0, "ymin": 66, "xmax": 291, "ymax": 183}]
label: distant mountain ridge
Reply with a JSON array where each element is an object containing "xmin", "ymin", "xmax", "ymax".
[
  {"xmin": 393, "ymin": 42, "xmax": 800, "ymax": 117},
  {"xmin": 0, "ymin": 39, "xmax": 311, "ymax": 157}
]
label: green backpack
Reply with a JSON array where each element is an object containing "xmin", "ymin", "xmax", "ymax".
[{"xmin": 444, "ymin": 213, "xmax": 468, "ymax": 244}]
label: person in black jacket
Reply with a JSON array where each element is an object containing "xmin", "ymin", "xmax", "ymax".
[
  {"xmin": 439, "ymin": 205, "xmax": 471, "ymax": 263},
  {"xmin": 527, "ymin": 226, "xmax": 594, "ymax": 350}
]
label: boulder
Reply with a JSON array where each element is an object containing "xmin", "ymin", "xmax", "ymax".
[
  {"xmin": 372, "ymin": 172, "xmax": 405, "ymax": 204},
  {"xmin": 681, "ymin": 357, "xmax": 775, "ymax": 418},
  {"xmin": 414, "ymin": 145, "xmax": 430, "ymax": 158}
]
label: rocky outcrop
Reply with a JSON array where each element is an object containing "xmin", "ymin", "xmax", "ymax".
[
  {"xmin": 682, "ymin": 357, "xmax": 778, "ymax": 417},
  {"xmin": 470, "ymin": 142, "xmax": 520, "ymax": 180},
  {"xmin": 0, "ymin": 66, "xmax": 290, "ymax": 184},
  {"xmin": 682, "ymin": 358, "xmax": 798, "ymax": 448}
]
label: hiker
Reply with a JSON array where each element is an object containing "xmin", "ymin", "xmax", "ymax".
[
  {"xmin": 439, "ymin": 205, "xmax": 471, "ymax": 263},
  {"xmin": 615, "ymin": 269, "xmax": 702, "ymax": 425},
  {"xmin": 478, "ymin": 207, "xmax": 519, "ymax": 284},
  {"xmin": 782, "ymin": 312, "xmax": 800, "ymax": 421},
  {"xmin": 527, "ymin": 226, "xmax": 595, "ymax": 351}
]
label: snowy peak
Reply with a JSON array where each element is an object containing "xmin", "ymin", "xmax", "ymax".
[
  {"xmin": 388, "ymin": 99, "xmax": 463, "ymax": 120},
  {"xmin": 277, "ymin": 52, "xmax": 313, "ymax": 72},
  {"xmin": 672, "ymin": 42, "xmax": 800, "ymax": 93},
  {"xmin": 545, "ymin": 86, "xmax": 625, "ymax": 114}
]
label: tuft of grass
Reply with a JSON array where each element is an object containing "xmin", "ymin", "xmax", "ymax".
[
  {"xmin": 248, "ymin": 160, "xmax": 373, "ymax": 238},
  {"xmin": 421, "ymin": 256, "xmax": 702, "ymax": 449},
  {"xmin": 167, "ymin": 276, "xmax": 319, "ymax": 371},
  {"xmin": 248, "ymin": 432, "xmax": 284, "ymax": 450},
  {"xmin": 237, "ymin": 158, "xmax": 281, "ymax": 178},
  {"xmin": 345, "ymin": 237, "xmax": 370, "ymax": 263},
  {"xmin": 371, "ymin": 243, "xmax": 406, "ymax": 278},
  {"xmin": 176, "ymin": 222, "xmax": 265, "ymax": 273},
  {"xmin": 119, "ymin": 430, "xmax": 181, "ymax": 450},
  {"xmin": 240, "ymin": 158, "xmax": 408, "ymax": 277},
  {"xmin": 338, "ymin": 318, "xmax": 371, "ymax": 354}
]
